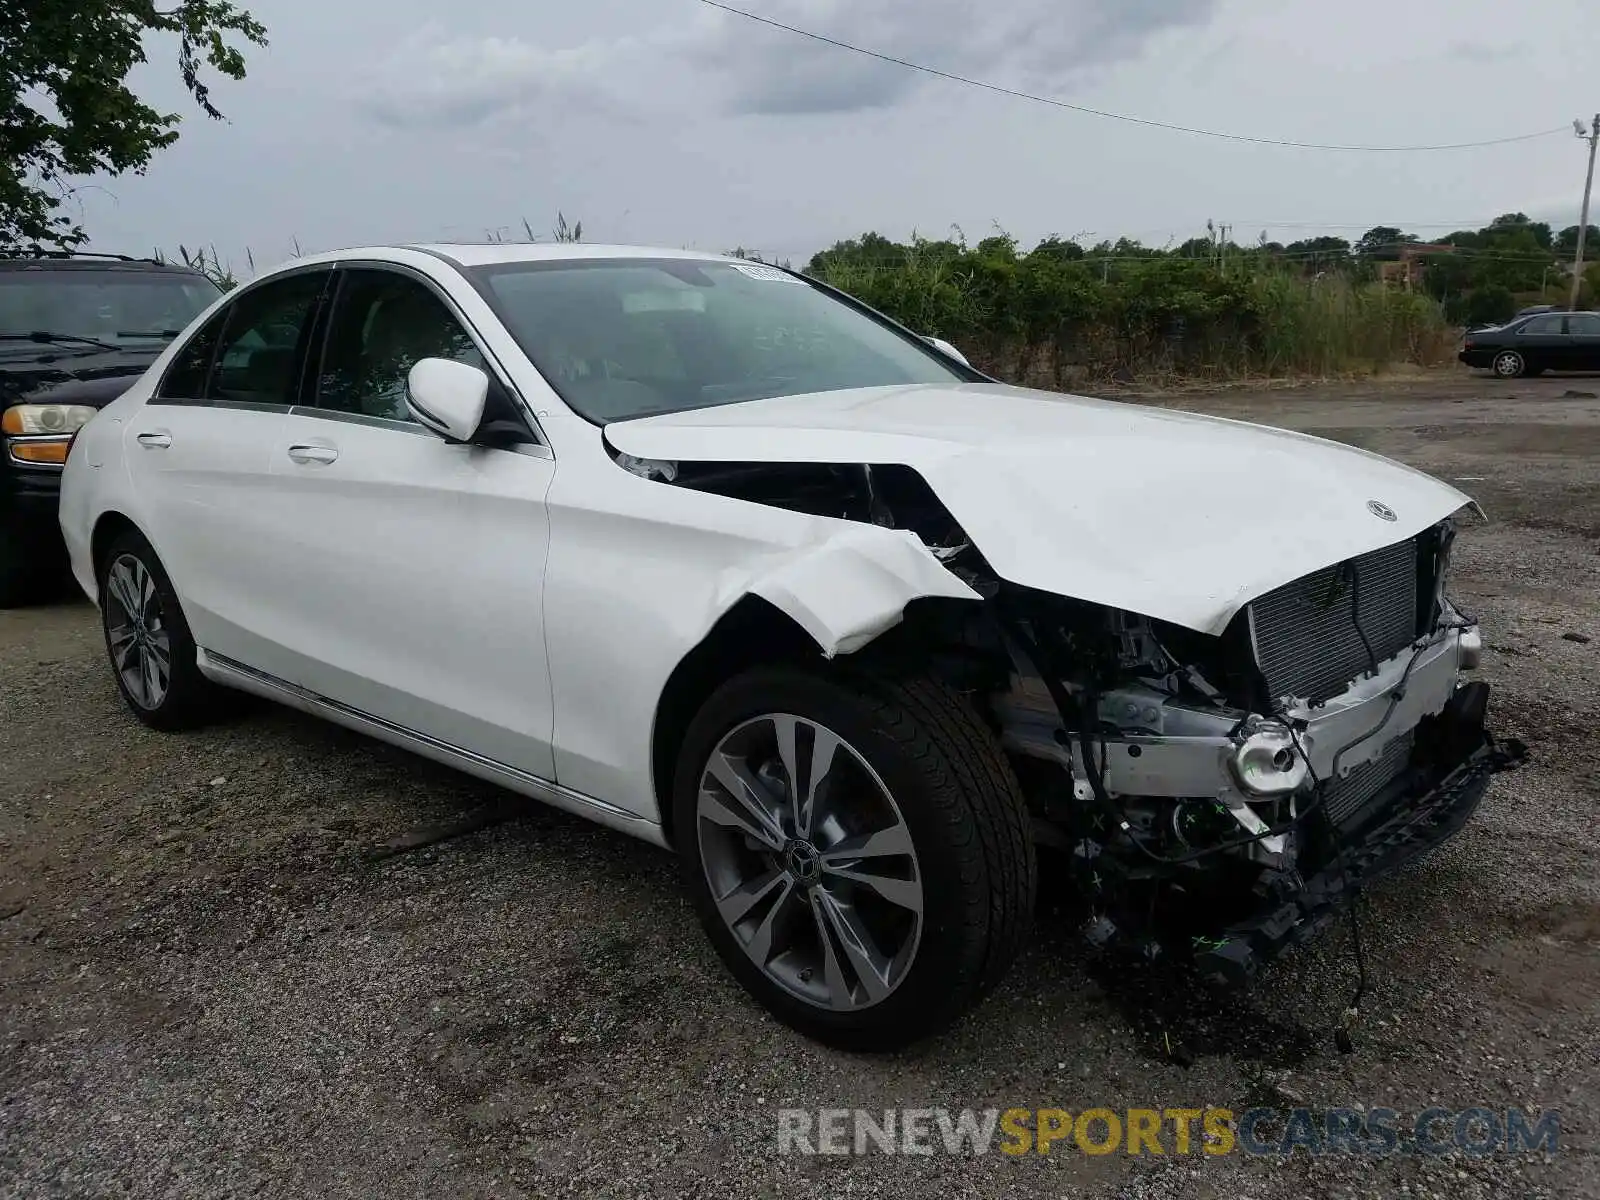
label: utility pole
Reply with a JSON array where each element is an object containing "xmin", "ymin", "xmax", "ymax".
[{"xmin": 1572, "ymin": 114, "xmax": 1599, "ymax": 312}]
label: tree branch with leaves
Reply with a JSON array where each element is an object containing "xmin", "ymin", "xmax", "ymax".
[{"xmin": 1, "ymin": 0, "xmax": 267, "ymax": 253}]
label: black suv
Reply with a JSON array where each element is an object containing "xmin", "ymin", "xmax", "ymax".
[{"xmin": 1, "ymin": 253, "xmax": 221, "ymax": 605}]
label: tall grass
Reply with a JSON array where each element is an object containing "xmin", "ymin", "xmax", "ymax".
[{"xmin": 810, "ymin": 234, "xmax": 1458, "ymax": 385}]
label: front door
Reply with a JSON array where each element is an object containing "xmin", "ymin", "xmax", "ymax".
[{"xmin": 247, "ymin": 265, "xmax": 559, "ymax": 779}]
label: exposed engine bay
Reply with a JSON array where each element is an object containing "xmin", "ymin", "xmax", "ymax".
[{"xmin": 615, "ymin": 448, "xmax": 1528, "ymax": 988}]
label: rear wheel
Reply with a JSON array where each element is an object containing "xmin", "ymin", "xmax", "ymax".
[
  {"xmin": 1492, "ymin": 350, "xmax": 1526, "ymax": 378},
  {"xmin": 98, "ymin": 530, "xmax": 225, "ymax": 730},
  {"xmin": 673, "ymin": 665, "xmax": 1035, "ymax": 1050}
]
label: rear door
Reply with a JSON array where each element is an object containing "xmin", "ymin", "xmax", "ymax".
[
  {"xmin": 243, "ymin": 264, "xmax": 559, "ymax": 778},
  {"xmin": 127, "ymin": 267, "xmax": 332, "ymax": 659},
  {"xmin": 1563, "ymin": 312, "xmax": 1600, "ymax": 370}
]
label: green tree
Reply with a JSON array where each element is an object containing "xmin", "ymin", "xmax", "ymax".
[
  {"xmin": 1556, "ymin": 224, "xmax": 1600, "ymax": 254},
  {"xmin": 1487, "ymin": 212, "xmax": 1552, "ymax": 248},
  {"xmin": 1, "ymin": 1, "xmax": 267, "ymax": 253},
  {"xmin": 1354, "ymin": 226, "xmax": 1418, "ymax": 259},
  {"xmin": 1284, "ymin": 235, "xmax": 1351, "ymax": 272},
  {"xmin": 1028, "ymin": 236, "xmax": 1085, "ymax": 263},
  {"xmin": 1462, "ymin": 285, "xmax": 1515, "ymax": 328}
]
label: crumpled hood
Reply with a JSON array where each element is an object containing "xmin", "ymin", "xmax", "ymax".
[{"xmin": 605, "ymin": 382, "xmax": 1475, "ymax": 635}]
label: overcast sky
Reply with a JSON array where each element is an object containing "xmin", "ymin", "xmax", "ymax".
[{"xmin": 73, "ymin": 0, "xmax": 1600, "ymax": 274}]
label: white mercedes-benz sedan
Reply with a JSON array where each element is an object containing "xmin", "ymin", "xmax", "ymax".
[{"xmin": 59, "ymin": 243, "xmax": 1520, "ymax": 1049}]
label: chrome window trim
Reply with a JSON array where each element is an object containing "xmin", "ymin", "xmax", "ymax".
[
  {"xmin": 282, "ymin": 404, "xmax": 555, "ymax": 459},
  {"xmin": 151, "ymin": 262, "xmax": 336, "ymax": 406}
]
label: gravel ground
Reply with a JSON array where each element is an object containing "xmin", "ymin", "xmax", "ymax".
[{"xmin": 2, "ymin": 368, "xmax": 1597, "ymax": 1199}]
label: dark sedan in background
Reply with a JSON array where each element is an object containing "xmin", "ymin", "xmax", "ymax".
[
  {"xmin": 1459, "ymin": 309, "xmax": 1600, "ymax": 378},
  {"xmin": 2, "ymin": 254, "xmax": 219, "ymax": 605}
]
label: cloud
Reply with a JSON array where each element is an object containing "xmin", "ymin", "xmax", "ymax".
[
  {"xmin": 358, "ymin": 1, "xmax": 1223, "ymax": 130},
  {"xmin": 688, "ymin": 0, "xmax": 1223, "ymax": 116},
  {"xmin": 1446, "ymin": 40, "xmax": 1525, "ymax": 63},
  {"xmin": 356, "ymin": 24, "xmax": 648, "ymax": 129}
]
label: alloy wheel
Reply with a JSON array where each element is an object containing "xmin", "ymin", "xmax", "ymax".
[
  {"xmin": 104, "ymin": 553, "xmax": 171, "ymax": 710},
  {"xmin": 695, "ymin": 714, "xmax": 924, "ymax": 1012},
  {"xmin": 1493, "ymin": 351, "xmax": 1524, "ymax": 378}
]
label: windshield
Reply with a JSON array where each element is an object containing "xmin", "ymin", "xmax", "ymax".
[
  {"xmin": 0, "ymin": 269, "xmax": 220, "ymax": 347},
  {"xmin": 472, "ymin": 258, "xmax": 969, "ymax": 422}
]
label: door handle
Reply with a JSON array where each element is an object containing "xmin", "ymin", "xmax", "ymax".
[
  {"xmin": 287, "ymin": 444, "xmax": 339, "ymax": 465},
  {"xmin": 135, "ymin": 432, "xmax": 172, "ymax": 449}
]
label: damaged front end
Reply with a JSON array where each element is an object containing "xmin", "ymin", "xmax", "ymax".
[
  {"xmin": 989, "ymin": 520, "xmax": 1526, "ymax": 986},
  {"xmin": 612, "ymin": 442, "xmax": 1525, "ymax": 988}
]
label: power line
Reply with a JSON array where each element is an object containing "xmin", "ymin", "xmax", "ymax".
[
  {"xmin": 818, "ymin": 245, "xmax": 1577, "ymax": 265},
  {"xmin": 1225, "ymin": 217, "xmax": 1582, "ymax": 230},
  {"xmin": 698, "ymin": 0, "xmax": 1569, "ymax": 153}
]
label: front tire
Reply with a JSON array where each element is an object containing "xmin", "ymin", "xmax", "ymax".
[
  {"xmin": 673, "ymin": 665, "xmax": 1036, "ymax": 1050},
  {"xmin": 1492, "ymin": 350, "xmax": 1526, "ymax": 378},
  {"xmin": 98, "ymin": 530, "xmax": 224, "ymax": 730}
]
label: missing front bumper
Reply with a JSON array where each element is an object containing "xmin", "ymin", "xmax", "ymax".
[{"xmin": 1191, "ymin": 682, "xmax": 1527, "ymax": 988}]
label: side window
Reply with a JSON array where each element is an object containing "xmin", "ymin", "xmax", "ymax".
[
  {"xmin": 1564, "ymin": 313, "xmax": 1600, "ymax": 336},
  {"xmin": 313, "ymin": 270, "xmax": 485, "ymax": 422},
  {"xmin": 158, "ymin": 309, "xmax": 228, "ymax": 400},
  {"xmin": 208, "ymin": 272, "xmax": 329, "ymax": 406},
  {"xmin": 1521, "ymin": 315, "xmax": 1563, "ymax": 335}
]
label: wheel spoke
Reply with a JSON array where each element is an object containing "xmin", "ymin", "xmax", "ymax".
[
  {"xmin": 818, "ymin": 821, "xmax": 915, "ymax": 865},
  {"xmin": 813, "ymin": 888, "xmax": 892, "ymax": 1005},
  {"xmin": 107, "ymin": 626, "xmax": 138, "ymax": 667},
  {"xmin": 127, "ymin": 647, "xmax": 149, "ymax": 707},
  {"xmin": 108, "ymin": 561, "xmax": 139, "ymax": 620},
  {"xmin": 715, "ymin": 867, "xmax": 789, "ymax": 927},
  {"xmin": 771, "ymin": 715, "xmax": 801, "ymax": 833},
  {"xmin": 743, "ymin": 875, "xmax": 798, "ymax": 968},
  {"xmin": 138, "ymin": 565, "xmax": 157, "ymax": 624},
  {"xmin": 146, "ymin": 633, "xmax": 172, "ymax": 675},
  {"xmin": 808, "ymin": 891, "xmax": 853, "ymax": 1009},
  {"xmin": 702, "ymin": 753, "xmax": 786, "ymax": 851},
  {"xmin": 141, "ymin": 647, "xmax": 162, "ymax": 706},
  {"xmin": 801, "ymin": 724, "xmax": 842, "ymax": 840},
  {"xmin": 820, "ymin": 863, "xmax": 922, "ymax": 913},
  {"xmin": 147, "ymin": 642, "xmax": 170, "ymax": 697}
]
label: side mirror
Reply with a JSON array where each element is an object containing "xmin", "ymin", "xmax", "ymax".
[
  {"xmin": 922, "ymin": 335, "xmax": 971, "ymax": 367},
  {"xmin": 406, "ymin": 358, "xmax": 489, "ymax": 443}
]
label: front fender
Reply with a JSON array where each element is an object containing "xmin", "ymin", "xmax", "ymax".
[
  {"xmin": 542, "ymin": 461, "xmax": 983, "ymax": 826},
  {"xmin": 736, "ymin": 523, "xmax": 981, "ymax": 657}
]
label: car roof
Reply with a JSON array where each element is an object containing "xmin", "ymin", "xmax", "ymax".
[
  {"xmin": 0, "ymin": 255, "xmax": 208, "ymax": 276},
  {"xmin": 285, "ymin": 242, "xmax": 747, "ymax": 271}
]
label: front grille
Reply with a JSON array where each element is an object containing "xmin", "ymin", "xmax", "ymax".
[
  {"xmin": 1249, "ymin": 538, "xmax": 1421, "ymax": 704},
  {"xmin": 1322, "ymin": 732, "xmax": 1415, "ymax": 827}
]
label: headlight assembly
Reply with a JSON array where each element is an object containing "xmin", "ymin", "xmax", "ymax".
[
  {"xmin": 4, "ymin": 404, "xmax": 97, "ymax": 466},
  {"xmin": 2, "ymin": 403, "xmax": 98, "ymax": 436}
]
